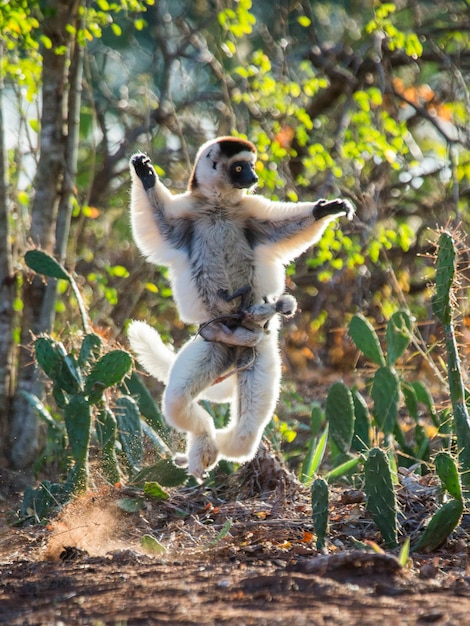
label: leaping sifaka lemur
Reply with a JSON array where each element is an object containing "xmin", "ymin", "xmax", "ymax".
[{"xmin": 127, "ymin": 136, "xmax": 354, "ymax": 480}]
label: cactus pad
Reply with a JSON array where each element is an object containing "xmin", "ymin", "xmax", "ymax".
[
  {"xmin": 311, "ymin": 477, "xmax": 329, "ymax": 550},
  {"xmin": 364, "ymin": 447, "xmax": 398, "ymax": 548},
  {"xmin": 432, "ymin": 231, "xmax": 455, "ymax": 325},
  {"xmin": 25, "ymin": 249, "xmax": 71, "ymax": 281},
  {"xmin": 371, "ymin": 366, "xmax": 400, "ymax": 435},
  {"xmin": 326, "ymin": 381, "xmax": 355, "ymax": 454},
  {"xmin": 414, "ymin": 499, "xmax": 463, "ymax": 553},
  {"xmin": 349, "ymin": 314, "xmax": 386, "ymax": 367},
  {"xmin": 385, "ymin": 310, "xmax": 412, "ymax": 366},
  {"xmin": 84, "ymin": 350, "xmax": 132, "ymax": 404}
]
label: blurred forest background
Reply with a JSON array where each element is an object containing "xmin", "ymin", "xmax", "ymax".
[{"xmin": 1, "ymin": 0, "xmax": 470, "ymax": 483}]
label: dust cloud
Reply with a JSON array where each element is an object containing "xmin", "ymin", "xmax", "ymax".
[{"xmin": 44, "ymin": 489, "xmax": 133, "ymax": 560}]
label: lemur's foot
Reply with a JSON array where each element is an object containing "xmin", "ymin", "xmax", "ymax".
[
  {"xmin": 275, "ymin": 294, "xmax": 297, "ymax": 317},
  {"xmin": 313, "ymin": 198, "xmax": 355, "ymax": 221},
  {"xmin": 130, "ymin": 153, "xmax": 156, "ymax": 190},
  {"xmin": 185, "ymin": 432, "xmax": 219, "ymax": 482},
  {"xmin": 215, "ymin": 426, "xmax": 260, "ymax": 462}
]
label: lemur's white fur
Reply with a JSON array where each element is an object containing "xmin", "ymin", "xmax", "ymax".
[{"xmin": 128, "ymin": 136, "xmax": 354, "ymax": 480}]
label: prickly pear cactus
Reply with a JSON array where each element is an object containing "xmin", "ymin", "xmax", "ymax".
[
  {"xmin": 432, "ymin": 231, "xmax": 455, "ymax": 325},
  {"xmin": 78, "ymin": 333, "xmax": 102, "ymax": 368},
  {"xmin": 326, "ymin": 381, "xmax": 355, "ymax": 454},
  {"xmin": 364, "ymin": 447, "xmax": 398, "ymax": 548},
  {"xmin": 311, "ymin": 477, "xmax": 329, "ymax": 550},
  {"xmin": 96, "ymin": 406, "xmax": 121, "ymax": 485},
  {"xmin": 349, "ymin": 314, "xmax": 386, "ymax": 367},
  {"xmin": 35, "ymin": 337, "xmax": 82, "ymax": 395},
  {"xmin": 385, "ymin": 310, "xmax": 412, "ymax": 366},
  {"xmin": 25, "ymin": 249, "xmax": 71, "ymax": 280},
  {"xmin": 434, "ymin": 452, "xmax": 462, "ymax": 501},
  {"xmin": 432, "ymin": 231, "xmax": 470, "ymax": 489},
  {"xmin": 351, "ymin": 389, "xmax": 370, "ymax": 452},
  {"xmin": 371, "ymin": 366, "xmax": 400, "ymax": 436},
  {"xmin": 84, "ymin": 350, "xmax": 132, "ymax": 404},
  {"xmin": 64, "ymin": 394, "xmax": 92, "ymax": 493},
  {"xmin": 114, "ymin": 396, "xmax": 143, "ymax": 471},
  {"xmin": 414, "ymin": 499, "xmax": 463, "ymax": 553}
]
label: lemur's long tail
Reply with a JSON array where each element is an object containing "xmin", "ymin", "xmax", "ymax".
[
  {"xmin": 128, "ymin": 320, "xmax": 176, "ymax": 384},
  {"xmin": 127, "ymin": 320, "xmax": 234, "ymax": 402}
]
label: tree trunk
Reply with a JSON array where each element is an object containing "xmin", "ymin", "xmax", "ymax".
[
  {"xmin": 0, "ymin": 40, "xmax": 17, "ymax": 467},
  {"xmin": 9, "ymin": 0, "xmax": 82, "ymax": 471}
]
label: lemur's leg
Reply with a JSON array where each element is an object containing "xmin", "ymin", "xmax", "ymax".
[
  {"xmin": 162, "ymin": 336, "xmax": 237, "ymax": 480},
  {"xmin": 215, "ymin": 331, "xmax": 282, "ymax": 462}
]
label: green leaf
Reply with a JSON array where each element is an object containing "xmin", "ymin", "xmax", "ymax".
[
  {"xmin": 386, "ymin": 310, "xmax": 412, "ymax": 366},
  {"xmin": 117, "ymin": 497, "xmax": 145, "ymax": 513},
  {"xmin": 371, "ymin": 366, "xmax": 400, "ymax": 435},
  {"xmin": 25, "ymin": 249, "xmax": 71, "ymax": 281},
  {"xmin": 325, "ymin": 455, "xmax": 362, "ymax": 483},
  {"xmin": 349, "ymin": 314, "xmax": 386, "ymax": 366},
  {"xmin": 398, "ymin": 537, "xmax": 410, "ymax": 568},
  {"xmin": 20, "ymin": 390, "xmax": 60, "ymax": 429},
  {"xmin": 141, "ymin": 534, "xmax": 167, "ymax": 554},
  {"xmin": 144, "ymin": 481, "xmax": 169, "ymax": 500},
  {"xmin": 207, "ymin": 519, "xmax": 232, "ymax": 548},
  {"xmin": 309, "ymin": 424, "xmax": 329, "ymax": 477},
  {"xmin": 131, "ymin": 458, "xmax": 188, "ymax": 488},
  {"xmin": 297, "ymin": 16, "xmax": 311, "ymax": 27}
]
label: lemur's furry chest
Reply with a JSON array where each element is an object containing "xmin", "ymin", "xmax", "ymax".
[{"xmin": 190, "ymin": 211, "xmax": 255, "ymax": 315}]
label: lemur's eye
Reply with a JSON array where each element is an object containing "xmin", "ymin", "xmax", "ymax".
[{"xmin": 235, "ymin": 165, "xmax": 242, "ymax": 173}]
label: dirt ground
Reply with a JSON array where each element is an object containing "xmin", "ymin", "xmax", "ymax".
[
  {"xmin": 0, "ymin": 448, "xmax": 470, "ymax": 626},
  {"xmin": 1, "ymin": 450, "xmax": 470, "ymax": 626}
]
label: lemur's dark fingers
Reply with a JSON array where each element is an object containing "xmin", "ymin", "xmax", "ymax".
[
  {"xmin": 131, "ymin": 153, "xmax": 156, "ymax": 190},
  {"xmin": 313, "ymin": 198, "xmax": 355, "ymax": 221}
]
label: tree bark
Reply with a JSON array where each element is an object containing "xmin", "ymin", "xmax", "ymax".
[
  {"xmin": 9, "ymin": 0, "xmax": 82, "ymax": 470},
  {"xmin": 0, "ymin": 40, "xmax": 17, "ymax": 467}
]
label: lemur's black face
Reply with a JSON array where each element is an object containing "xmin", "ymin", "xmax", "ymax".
[{"xmin": 229, "ymin": 160, "xmax": 258, "ymax": 189}]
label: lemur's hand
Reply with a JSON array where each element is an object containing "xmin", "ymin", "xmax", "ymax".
[
  {"xmin": 313, "ymin": 198, "xmax": 355, "ymax": 221},
  {"xmin": 130, "ymin": 153, "xmax": 157, "ymax": 191}
]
